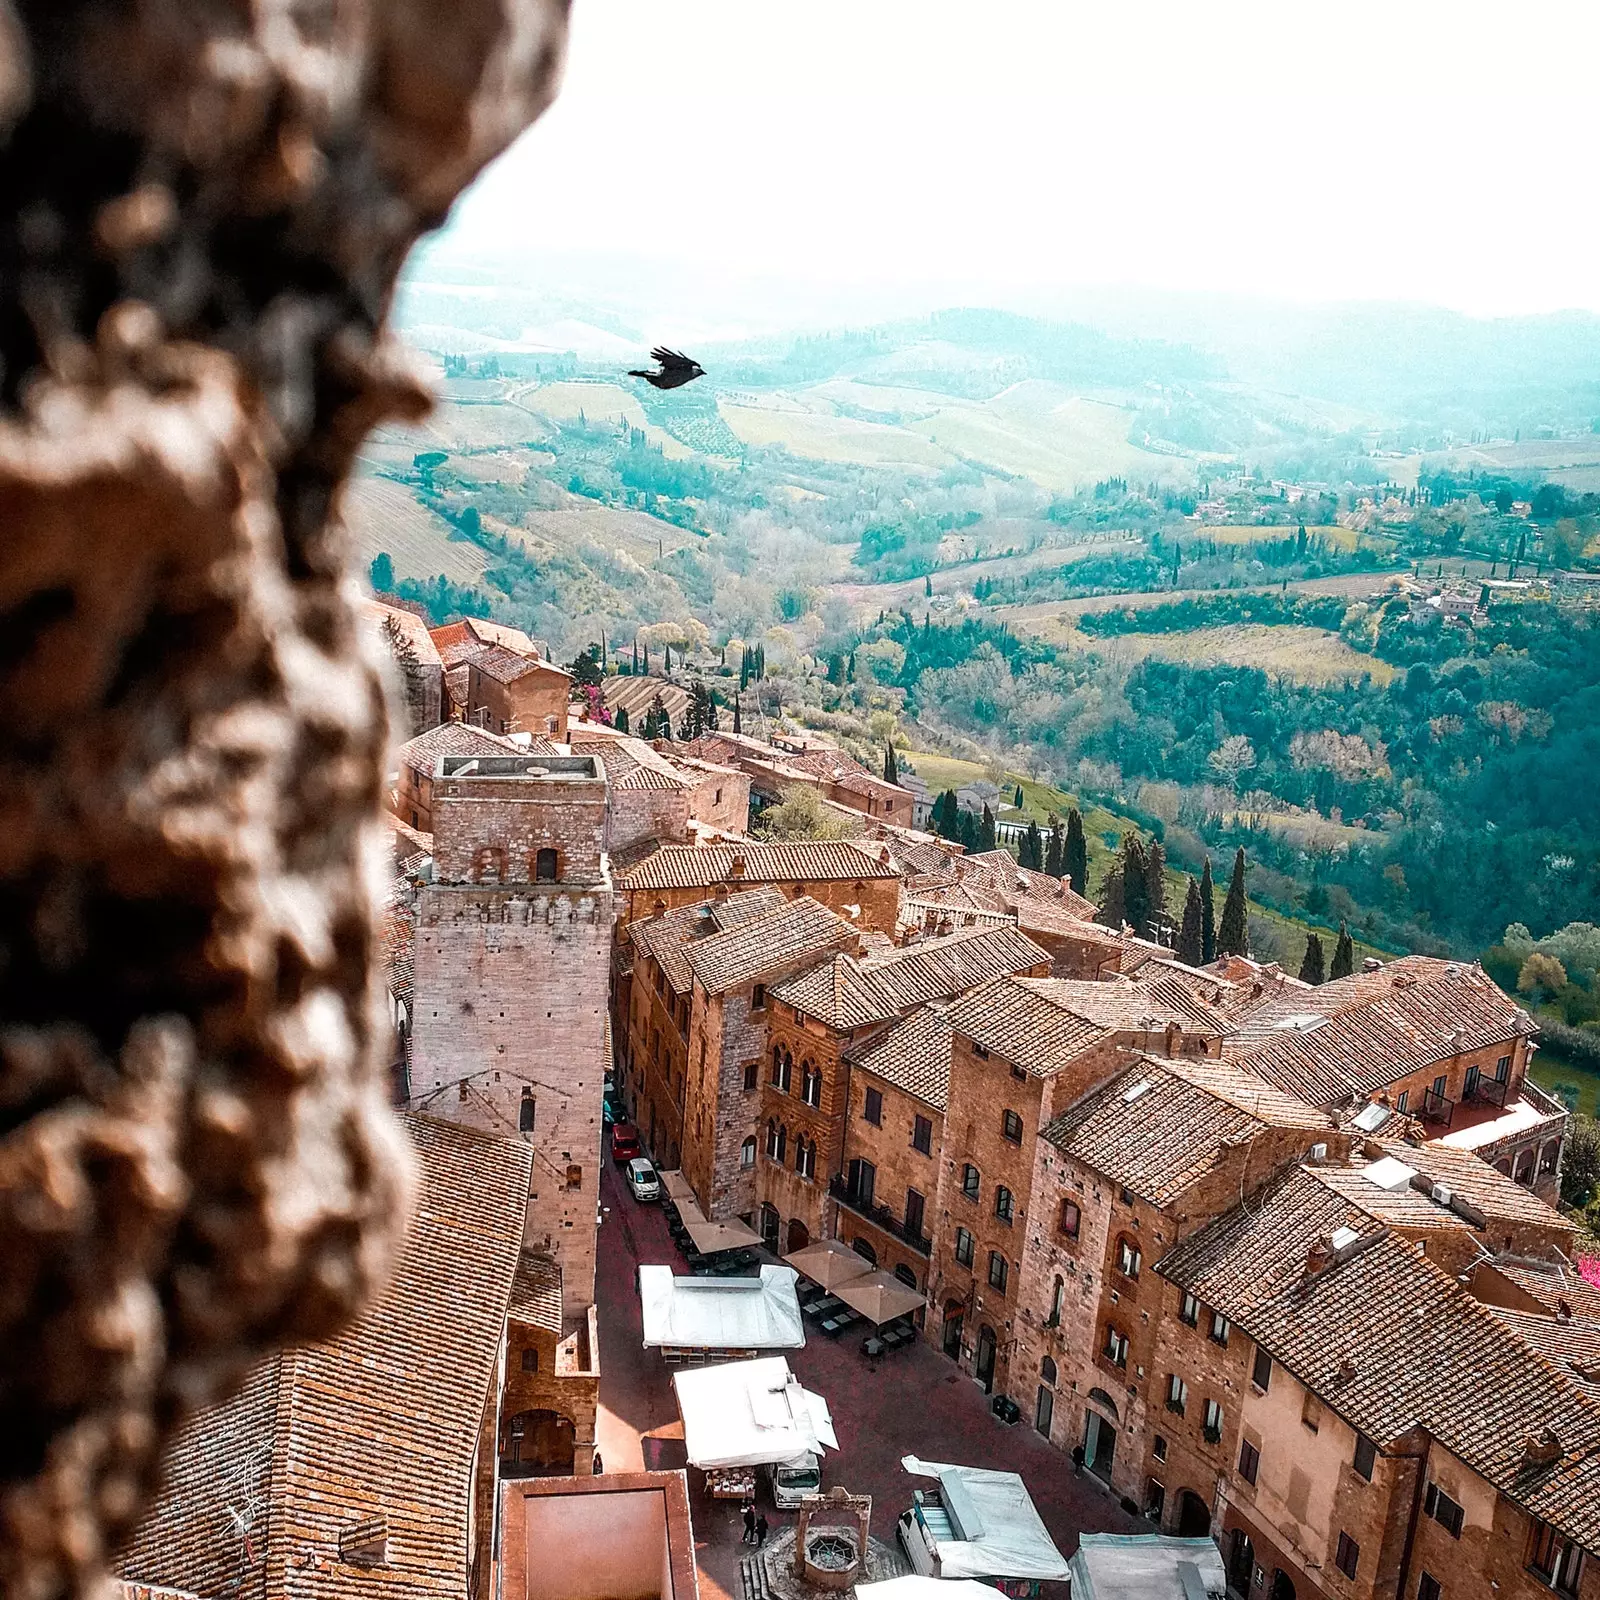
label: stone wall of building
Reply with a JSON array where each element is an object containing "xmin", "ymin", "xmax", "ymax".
[{"xmin": 431, "ymin": 760, "xmax": 608, "ymax": 886}]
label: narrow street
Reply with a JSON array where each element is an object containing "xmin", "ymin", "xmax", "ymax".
[{"xmin": 593, "ymin": 1159, "xmax": 1139, "ymax": 1600}]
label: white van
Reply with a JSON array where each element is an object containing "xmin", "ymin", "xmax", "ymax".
[{"xmin": 766, "ymin": 1452, "xmax": 821, "ymax": 1509}]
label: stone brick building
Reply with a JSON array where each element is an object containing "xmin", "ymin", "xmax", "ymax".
[
  {"xmin": 1151, "ymin": 1167, "xmax": 1600, "ymax": 1600},
  {"xmin": 568, "ymin": 728, "xmax": 750, "ymax": 855},
  {"xmin": 465, "ymin": 643, "xmax": 574, "ymax": 741},
  {"xmin": 407, "ymin": 752, "xmax": 613, "ymax": 1318},
  {"xmin": 684, "ymin": 730, "xmax": 917, "ymax": 828},
  {"xmin": 500, "ymin": 1251, "xmax": 601, "ymax": 1480},
  {"xmin": 928, "ymin": 975, "xmax": 1232, "ymax": 1395},
  {"xmin": 614, "ymin": 839, "xmax": 902, "ymax": 934},
  {"xmin": 390, "ymin": 719, "xmax": 529, "ymax": 833},
  {"xmin": 1226, "ymin": 957, "xmax": 1562, "ymax": 1197},
  {"xmin": 1006, "ymin": 1054, "xmax": 1343, "ymax": 1507},
  {"xmin": 430, "ymin": 615, "xmax": 547, "ymax": 719},
  {"xmin": 760, "ymin": 924, "xmax": 1049, "ymax": 1263}
]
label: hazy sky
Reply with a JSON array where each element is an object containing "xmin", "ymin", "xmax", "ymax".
[{"xmin": 428, "ymin": 1, "xmax": 1600, "ymax": 321}]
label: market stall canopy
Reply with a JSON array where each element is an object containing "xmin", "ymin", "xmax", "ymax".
[
  {"xmin": 1067, "ymin": 1536, "xmax": 1226, "ymax": 1600},
  {"xmin": 640, "ymin": 1264, "xmax": 804, "ymax": 1351},
  {"xmin": 899, "ymin": 1457, "xmax": 1070, "ymax": 1581},
  {"xmin": 783, "ymin": 1237, "xmax": 876, "ymax": 1291},
  {"xmin": 674, "ymin": 1356, "xmax": 838, "ymax": 1470},
  {"xmin": 858, "ymin": 1580, "xmax": 1007, "ymax": 1600},
  {"xmin": 659, "ymin": 1169, "xmax": 763, "ymax": 1253},
  {"xmin": 833, "ymin": 1269, "xmax": 924, "ymax": 1325}
]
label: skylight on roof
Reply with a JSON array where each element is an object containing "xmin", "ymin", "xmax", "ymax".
[
  {"xmin": 1122, "ymin": 1079, "xmax": 1153, "ymax": 1103},
  {"xmin": 1330, "ymin": 1225, "xmax": 1362, "ymax": 1252},
  {"xmin": 1274, "ymin": 1013, "xmax": 1327, "ymax": 1032},
  {"xmin": 1351, "ymin": 1102, "xmax": 1391, "ymax": 1133},
  {"xmin": 1361, "ymin": 1156, "xmax": 1416, "ymax": 1193}
]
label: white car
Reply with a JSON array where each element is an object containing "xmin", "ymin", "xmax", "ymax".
[{"xmin": 626, "ymin": 1157, "xmax": 661, "ymax": 1202}]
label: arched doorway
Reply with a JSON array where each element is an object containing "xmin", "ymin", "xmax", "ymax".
[
  {"xmin": 503, "ymin": 1409, "xmax": 575, "ymax": 1477},
  {"xmin": 760, "ymin": 1203, "xmax": 780, "ymax": 1249},
  {"xmin": 1177, "ymin": 1489, "xmax": 1211, "ymax": 1537},
  {"xmin": 1083, "ymin": 1404, "xmax": 1117, "ymax": 1483},
  {"xmin": 1269, "ymin": 1569, "xmax": 1296, "ymax": 1600},
  {"xmin": 787, "ymin": 1218, "xmax": 810, "ymax": 1253},
  {"xmin": 942, "ymin": 1301, "xmax": 964, "ymax": 1360},
  {"xmin": 975, "ymin": 1325, "xmax": 997, "ymax": 1393}
]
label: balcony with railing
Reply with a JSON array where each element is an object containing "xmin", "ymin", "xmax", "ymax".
[
  {"xmin": 1420, "ymin": 1085, "xmax": 1455, "ymax": 1127},
  {"xmin": 1464, "ymin": 1071, "xmax": 1512, "ymax": 1109},
  {"xmin": 828, "ymin": 1175, "xmax": 933, "ymax": 1255}
]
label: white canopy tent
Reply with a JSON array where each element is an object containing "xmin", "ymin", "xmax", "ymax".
[
  {"xmin": 639, "ymin": 1264, "xmax": 804, "ymax": 1353},
  {"xmin": 674, "ymin": 1356, "xmax": 838, "ymax": 1470},
  {"xmin": 899, "ymin": 1457, "xmax": 1069, "ymax": 1582},
  {"xmin": 660, "ymin": 1169, "xmax": 763, "ymax": 1253},
  {"xmin": 858, "ymin": 1579, "xmax": 1007, "ymax": 1600},
  {"xmin": 1067, "ymin": 1536, "xmax": 1227, "ymax": 1600}
]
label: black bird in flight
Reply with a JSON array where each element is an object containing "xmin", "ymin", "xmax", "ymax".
[{"xmin": 629, "ymin": 347, "xmax": 706, "ymax": 390}]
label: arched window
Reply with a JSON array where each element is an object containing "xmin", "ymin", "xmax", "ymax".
[
  {"xmin": 796, "ymin": 1137, "xmax": 816, "ymax": 1180},
  {"xmin": 740, "ymin": 1136, "xmax": 756, "ymax": 1169},
  {"xmin": 852, "ymin": 1236, "xmax": 878, "ymax": 1266},
  {"xmin": 802, "ymin": 1059, "xmax": 822, "ymax": 1107},
  {"xmin": 771, "ymin": 1046, "xmax": 792, "ymax": 1093},
  {"xmin": 519, "ymin": 1087, "xmax": 536, "ymax": 1133},
  {"xmin": 1049, "ymin": 1275, "xmax": 1065, "ymax": 1326},
  {"xmin": 534, "ymin": 847, "xmax": 558, "ymax": 882},
  {"xmin": 776, "ymin": 1124, "xmax": 788, "ymax": 1163},
  {"xmin": 1041, "ymin": 1355, "xmax": 1058, "ymax": 1386},
  {"xmin": 766, "ymin": 1118, "xmax": 781, "ymax": 1159},
  {"xmin": 895, "ymin": 1263, "xmax": 919, "ymax": 1289},
  {"xmin": 1001, "ymin": 1109, "xmax": 1023, "ymax": 1144},
  {"xmin": 995, "ymin": 1185, "xmax": 1015, "ymax": 1223},
  {"xmin": 1116, "ymin": 1236, "xmax": 1142, "ymax": 1279}
]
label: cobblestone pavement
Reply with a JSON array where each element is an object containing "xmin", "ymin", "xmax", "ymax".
[{"xmin": 594, "ymin": 1160, "xmax": 1139, "ymax": 1600}]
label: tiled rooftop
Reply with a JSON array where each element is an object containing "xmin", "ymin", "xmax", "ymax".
[
  {"xmin": 1041, "ymin": 1055, "xmax": 1332, "ymax": 1205},
  {"xmin": 847, "ymin": 1003, "xmax": 956, "ymax": 1110},
  {"xmin": 618, "ymin": 840, "xmax": 897, "ymax": 892},
  {"xmin": 1225, "ymin": 956, "xmax": 1537, "ymax": 1105},
  {"xmin": 118, "ymin": 1114, "xmax": 532, "ymax": 1599},
  {"xmin": 397, "ymin": 720, "xmax": 524, "ymax": 773},
  {"xmin": 472, "ymin": 643, "xmax": 569, "ymax": 686},
  {"xmin": 684, "ymin": 895, "xmax": 859, "ymax": 995},
  {"xmin": 508, "ymin": 1250, "xmax": 564, "ymax": 1335},
  {"xmin": 1157, "ymin": 1167, "xmax": 1600, "ymax": 1551},
  {"xmin": 626, "ymin": 889, "xmax": 790, "ymax": 993}
]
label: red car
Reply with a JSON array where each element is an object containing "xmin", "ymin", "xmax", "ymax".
[{"xmin": 610, "ymin": 1123, "xmax": 642, "ymax": 1164}]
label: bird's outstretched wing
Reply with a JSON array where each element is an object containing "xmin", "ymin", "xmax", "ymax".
[{"xmin": 650, "ymin": 347, "xmax": 695, "ymax": 372}]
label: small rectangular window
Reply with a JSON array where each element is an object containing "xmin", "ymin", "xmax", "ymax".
[
  {"xmin": 1166, "ymin": 1374, "xmax": 1188, "ymax": 1414},
  {"xmin": 988, "ymin": 1251, "xmax": 1009, "ymax": 1293},
  {"xmin": 1396, "ymin": 1089, "xmax": 1410, "ymax": 1114},
  {"xmin": 521, "ymin": 1347, "xmax": 540, "ymax": 1372},
  {"xmin": 1059, "ymin": 1200, "xmax": 1081, "ymax": 1238},
  {"xmin": 912, "ymin": 1114, "xmax": 933, "ymax": 1155},
  {"xmin": 1153, "ymin": 1434, "xmax": 1168, "ymax": 1462},
  {"xmin": 1424, "ymin": 1483, "xmax": 1464, "ymax": 1539},
  {"xmin": 1180, "ymin": 1292, "xmax": 1199, "ymax": 1327},
  {"xmin": 1302, "ymin": 1392, "xmax": 1321, "ymax": 1433},
  {"xmin": 751, "ymin": 984, "xmax": 767, "ymax": 1010},
  {"xmin": 1203, "ymin": 1398, "xmax": 1224, "ymax": 1441},
  {"xmin": 1252, "ymin": 1347, "xmax": 1272, "ymax": 1391},
  {"xmin": 1146, "ymin": 1479, "xmax": 1166, "ymax": 1520},
  {"xmin": 1354, "ymin": 1434, "xmax": 1377, "ymax": 1482},
  {"xmin": 565, "ymin": 1163, "xmax": 583, "ymax": 1189},
  {"xmin": 962, "ymin": 1164, "xmax": 980, "ymax": 1201},
  {"xmin": 954, "ymin": 1227, "xmax": 974, "ymax": 1267},
  {"xmin": 1418, "ymin": 1575, "xmax": 1441, "ymax": 1600},
  {"xmin": 1002, "ymin": 1109, "xmax": 1023, "ymax": 1143},
  {"xmin": 1103, "ymin": 1325, "xmax": 1129, "ymax": 1367},
  {"xmin": 1239, "ymin": 1439, "xmax": 1260, "ymax": 1486},
  {"xmin": 1335, "ymin": 1533, "xmax": 1359, "ymax": 1581},
  {"xmin": 744, "ymin": 1061, "xmax": 758, "ymax": 1093},
  {"xmin": 864, "ymin": 1087, "xmax": 883, "ymax": 1125},
  {"xmin": 1210, "ymin": 1312, "xmax": 1231, "ymax": 1346},
  {"xmin": 972, "ymin": 1042, "xmax": 990, "ymax": 1060}
]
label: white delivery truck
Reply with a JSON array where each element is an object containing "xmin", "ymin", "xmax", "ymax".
[{"xmin": 765, "ymin": 1451, "xmax": 822, "ymax": 1509}]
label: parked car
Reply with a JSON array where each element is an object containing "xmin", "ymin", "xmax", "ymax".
[
  {"xmin": 626, "ymin": 1157, "xmax": 661, "ymax": 1202},
  {"xmin": 765, "ymin": 1452, "xmax": 820, "ymax": 1509},
  {"xmin": 610, "ymin": 1123, "xmax": 642, "ymax": 1164}
]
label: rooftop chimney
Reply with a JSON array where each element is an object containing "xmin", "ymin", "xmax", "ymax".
[
  {"xmin": 1304, "ymin": 1236, "xmax": 1335, "ymax": 1280},
  {"xmin": 728, "ymin": 853, "xmax": 746, "ymax": 881},
  {"xmin": 1522, "ymin": 1429, "xmax": 1563, "ymax": 1469}
]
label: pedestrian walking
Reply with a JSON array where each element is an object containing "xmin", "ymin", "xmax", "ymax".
[
  {"xmin": 1071, "ymin": 1444, "xmax": 1085, "ymax": 1475},
  {"xmin": 593, "ymin": 1450, "xmax": 604, "ymax": 1476},
  {"xmin": 756, "ymin": 1513, "xmax": 769, "ymax": 1547},
  {"xmin": 742, "ymin": 1502, "xmax": 756, "ymax": 1544}
]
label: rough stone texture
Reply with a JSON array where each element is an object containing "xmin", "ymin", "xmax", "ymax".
[{"xmin": 0, "ymin": 4, "xmax": 570, "ymax": 1596}]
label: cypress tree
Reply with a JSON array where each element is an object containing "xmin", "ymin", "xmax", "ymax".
[
  {"xmin": 1064, "ymin": 808, "xmax": 1088, "ymax": 897},
  {"xmin": 1331, "ymin": 921, "xmax": 1355, "ymax": 980},
  {"xmin": 1122, "ymin": 836, "xmax": 1150, "ymax": 939},
  {"xmin": 1177, "ymin": 877, "xmax": 1203, "ymax": 965},
  {"xmin": 1014, "ymin": 784, "xmax": 1025, "ymax": 809},
  {"xmin": 1045, "ymin": 824, "xmax": 1064, "ymax": 879},
  {"xmin": 732, "ymin": 697, "xmax": 742, "ymax": 735},
  {"xmin": 740, "ymin": 650, "xmax": 749, "ymax": 691},
  {"xmin": 642, "ymin": 641, "xmax": 649, "ymax": 672},
  {"xmin": 1200, "ymin": 856, "xmax": 1217, "ymax": 963},
  {"xmin": 958, "ymin": 808, "xmax": 980, "ymax": 851},
  {"xmin": 616, "ymin": 705, "xmax": 630, "ymax": 734},
  {"xmin": 1143, "ymin": 839, "xmax": 1167, "ymax": 941},
  {"xmin": 884, "ymin": 743, "xmax": 899, "ymax": 785},
  {"xmin": 1023, "ymin": 820, "xmax": 1043, "ymax": 871},
  {"xmin": 1299, "ymin": 932, "xmax": 1326, "ymax": 986},
  {"xmin": 1097, "ymin": 864, "xmax": 1126, "ymax": 930},
  {"xmin": 1217, "ymin": 848, "xmax": 1249, "ymax": 957},
  {"xmin": 978, "ymin": 804, "xmax": 997, "ymax": 853},
  {"xmin": 633, "ymin": 636, "xmax": 639, "ymax": 673}
]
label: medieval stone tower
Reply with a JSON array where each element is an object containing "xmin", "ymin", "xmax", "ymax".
[{"xmin": 407, "ymin": 752, "xmax": 614, "ymax": 1315}]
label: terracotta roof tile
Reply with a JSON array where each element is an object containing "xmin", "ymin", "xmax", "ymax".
[
  {"xmin": 471, "ymin": 644, "xmax": 570, "ymax": 686},
  {"xmin": 508, "ymin": 1251, "xmax": 564, "ymax": 1335},
  {"xmin": 618, "ymin": 840, "xmax": 896, "ymax": 892},
  {"xmin": 396, "ymin": 721, "xmax": 523, "ymax": 774},
  {"xmin": 1157, "ymin": 1167, "xmax": 1600, "ymax": 1551},
  {"xmin": 1488, "ymin": 1310, "xmax": 1600, "ymax": 1396},
  {"xmin": 1225, "ymin": 956, "xmax": 1537, "ymax": 1105},
  {"xmin": 627, "ymin": 889, "xmax": 790, "ymax": 993},
  {"xmin": 684, "ymin": 896, "xmax": 859, "ymax": 995},
  {"xmin": 118, "ymin": 1114, "xmax": 531, "ymax": 1600},
  {"xmin": 1042, "ymin": 1055, "xmax": 1332, "ymax": 1204},
  {"xmin": 849, "ymin": 1005, "xmax": 956, "ymax": 1111}
]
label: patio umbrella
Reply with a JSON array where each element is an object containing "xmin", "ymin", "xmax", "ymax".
[
  {"xmin": 858, "ymin": 1580, "xmax": 1006, "ymax": 1600},
  {"xmin": 832, "ymin": 1269, "xmax": 925, "ymax": 1325},
  {"xmin": 782, "ymin": 1237, "xmax": 874, "ymax": 1291}
]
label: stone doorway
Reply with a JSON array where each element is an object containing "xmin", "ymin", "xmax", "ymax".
[
  {"xmin": 1228, "ymin": 1528, "xmax": 1255, "ymax": 1596},
  {"xmin": 975, "ymin": 1325, "xmax": 997, "ymax": 1393},
  {"xmin": 503, "ymin": 1409, "xmax": 575, "ymax": 1477},
  {"xmin": 1083, "ymin": 1409, "xmax": 1116, "ymax": 1483},
  {"xmin": 941, "ymin": 1303, "xmax": 964, "ymax": 1360},
  {"xmin": 1177, "ymin": 1489, "xmax": 1211, "ymax": 1537},
  {"xmin": 788, "ymin": 1218, "xmax": 810, "ymax": 1253}
]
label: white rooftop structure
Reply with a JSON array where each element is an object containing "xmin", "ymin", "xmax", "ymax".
[
  {"xmin": 639, "ymin": 1264, "xmax": 805, "ymax": 1352},
  {"xmin": 673, "ymin": 1356, "xmax": 837, "ymax": 1470},
  {"xmin": 1068, "ymin": 1535, "xmax": 1226, "ymax": 1600},
  {"xmin": 899, "ymin": 1457, "xmax": 1069, "ymax": 1582}
]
